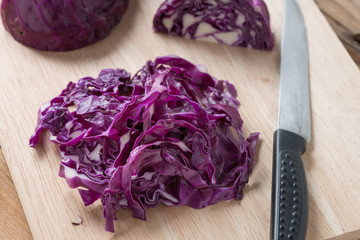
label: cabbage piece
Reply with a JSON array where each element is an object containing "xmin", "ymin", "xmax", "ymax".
[
  {"xmin": 30, "ymin": 55, "xmax": 259, "ymax": 232},
  {"xmin": 1, "ymin": 0, "xmax": 129, "ymax": 51},
  {"xmin": 153, "ymin": 0, "xmax": 274, "ymax": 50}
]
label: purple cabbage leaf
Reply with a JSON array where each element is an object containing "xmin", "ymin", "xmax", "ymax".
[
  {"xmin": 1, "ymin": 0, "xmax": 129, "ymax": 51},
  {"xmin": 153, "ymin": 0, "xmax": 274, "ymax": 50}
]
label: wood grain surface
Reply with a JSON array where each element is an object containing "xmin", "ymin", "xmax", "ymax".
[
  {"xmin": 316, "ymin": 0, "xmax": 360, "ymax": 68},
  {"xmin": 1, "ymin": 0, "xmax": 360, "ymax": 240},
  {"xmin": 0, "ymin": 147, "xmax": 32, "ymax": 240}
]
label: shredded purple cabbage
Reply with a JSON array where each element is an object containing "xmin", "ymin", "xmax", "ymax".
[
  {"xmin": 30, "ymin": 55, "xmax": 259, "ymax": 232},
  {"xmin": 1, "ymin": 0, "xmax": 129, "ymax": 51},
  {"xmin": 153, "ymin": 0, "xmax": 274, "ymax": 50}
]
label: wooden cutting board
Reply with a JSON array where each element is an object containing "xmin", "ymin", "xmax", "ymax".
[{"xmin": 1, "ymin": 0, "xmax": 360, "ymax": 239}]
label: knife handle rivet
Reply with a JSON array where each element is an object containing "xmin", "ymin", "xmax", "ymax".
[
  {"xmin": 280, "ymin": 195, "xmax": 286, "ymax": 201},
  {"xmin": 291, "ymin": 168, "xmax": 296, "ymax": 173},
  {"xmin": 292, "ymin": 211, "xmax": 299, "ymax": 217},
  {"xmin": 285, "ymin": 153, "xmax": 291, "ymax": 159},
  {"xmin": 281, "ymin": 160, "xmax": 287, "ymax": 165},
  {"xmin": 280, "ymin": 224, "xmax": 285, "ymax": 230},
  {"xmin": 281, "ymin": 167, "xmax": 287, "ymax": 173},
  {"xmin": 290, "ymin": 226, "xmax": 297, "ymax": 232},
  {"xmin": 288, "ymin": 233, "xmax": 295, "ymax": 239},
  {"xmin": 279, "ymin": 232, "xmax": 285, "ymax": 238},
  {"xmin": 280, "ymin": 210, "xmax": 286, "ymax": 215},
  {"xmin": 291, "ymin": 219, "xmax": 298, "ymax": 225},
  {"xmin": 280, "ymin": 202, "xmax": 286, "ymax": 208},
  {"xmin": 293, "ymin": 182, "xmax": 298, "ymax": 188},
  {"xmin": 281, "ymin": 173, "xmax": 288, "ymax": 179},
  {"xmin": 293, "ymin": 204, "xmax": 300, "ymax": 210},
  {"xmin": 290, "ymin": 161, "xmax": 295, "ymax": 166},
  {"xmin": 293, "ymin": 197, "xmax": 300, "ymax": 203},
  {"xmin": 281, "ymin": 188, "xmax": 286, "ymax": 194},
  {"xmin": 281, "ymin": 180, "xmax": 288, "ymax": 186},
  {"xmin": 293, "ymin": 189, "xmax": 299, "ymax": 195},
  {"xmin": 280, "ymin": 217, "xmax": 286, "ymax": 223},
  {"xmin": 292, "ymin": 175, "xmax": 297, "ymax": 181}
]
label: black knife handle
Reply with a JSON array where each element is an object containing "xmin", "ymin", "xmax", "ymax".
[{"xmin": 270, "ymin": 129, "xmax": 308, "ymax": 240}]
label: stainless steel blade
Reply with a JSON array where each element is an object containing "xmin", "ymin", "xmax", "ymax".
[{"xmin": 278, "ymin": 0, "xmax": 311, "ymax": 142}]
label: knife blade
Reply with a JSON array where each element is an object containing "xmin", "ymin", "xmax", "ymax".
[{"xmin": 270, "ymin": 0, "xmax": 310, "ymax": 239}]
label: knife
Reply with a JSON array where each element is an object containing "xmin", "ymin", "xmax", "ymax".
[{"xmin": 270, "ymin": 0, "xmax": 310, "ymax": 239}]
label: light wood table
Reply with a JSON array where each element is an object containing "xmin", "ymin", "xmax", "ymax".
[
  {"xmin": 0, "ymin": 1, "xmax": 359, "ymax": 239},
  {"xmin": 0, "ymin": 147, "xmax": 32, "ymax": 240},
  {"xmin": 316, "ymin": 0, "xmax": 360, "ymax": 69}
]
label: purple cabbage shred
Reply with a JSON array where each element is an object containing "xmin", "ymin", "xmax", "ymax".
[{"xmin": 30, "ymin": 55, "xmax": 259, "ymax": 232}]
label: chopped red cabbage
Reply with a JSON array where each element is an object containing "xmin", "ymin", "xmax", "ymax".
[
  {"xmin": 153, "ymin": 0, "xmax": 274, "ymax": 50},
  {"xmin": 30, "ymin": 55, "xmax": 259, "ymax": 232},
  {"xmin": 1, "ymin": 0, "xmax": 129, "ymax": 51}
]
